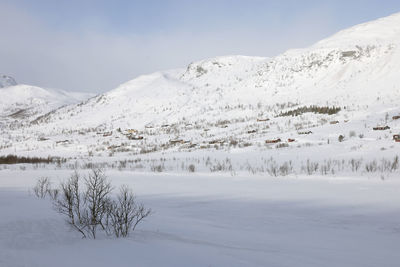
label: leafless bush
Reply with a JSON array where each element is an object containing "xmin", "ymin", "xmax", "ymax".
[
  {"xmin": 276, "ymin": 143, "xmax": 289, "ymax": 149},
  {"xmin": 349, "ymin": 159, "xmax": 362, "ymax": 172},
  {"xmin": 266, "ymin": 161, "xmax": 278, "ymax": 177},
  {"xmin": 188, "ymin": 164, "xmax": 196, "ymax": 173},
  {"xmin": 33, "ymin": 177, "xmax": 52, "ymax": 198},
  {"xmin": 105, "ymin": 185, "xmax": 152, "ymax": 238},
  {"xmin": 319, "ymin": 160, "xmax": 332, "ymax": 175},
  {"xmin": 150, "ymin": 164, "xmax": 164, "ymax": 172},
  {"xmin": 266, "ymin": 160, "xmax": 293, "ymax": 177},
  {"xmin": 279, "ymin": 161, "xmax": 293, "ymax": 176},
  {"xmin": 84, "ymin": 168, "xmax": 113, "ymax": 238},
  {"xmin": 303, "ymin": 160, "xmax": 319, "ymax": 175},
  {"xmin": 365, "ymin": 160, "xmax": 378, "ymax": 172},
  {"xmin": 50, "ymin": 169, "xmax": 151, "ymax": 239}
]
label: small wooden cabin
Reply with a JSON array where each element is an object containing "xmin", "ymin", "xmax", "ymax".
[
  {"xmin": 128, "ymin": 135, "xmax": 143, "ymax": 140},
  {"xmin": 170, "ymin": 139, "xmax": 184, "ymax": 145},
  {"xmin": 373, "ymin": 126, "xmax": 390, "ymax": 131},
  {"xmin": 265, "ymin": 138, "xmax": 281, "ymax": 144},
  {"xmin": 126, "ymin": 129, "xmax": 138, "ymax": 134},
  {"xmin": 298, "ymin": 131, "xmax": 313, "ymax": 135}
]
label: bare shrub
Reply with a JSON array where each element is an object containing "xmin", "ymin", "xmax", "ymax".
[
  {"xmin": 51, "ymin": 169, "xmax": 151, "ymax": 239},
  {"xmin": 84, "ymin": 168, "xmax": 113, "ymax": 238},
  {"xmin": 279, "ymin": 161, "xmax": 293, "ymax": 176},
  {"xmin": 105, "ymin": 185, "xmax": 152, "ymax": 238},
  {"xmin": 303, "ymin": 160, "xmax": 319, "ymax": 175},
  {"xmin": 54, "ymin": 171, "xmax": 88, "ymax": 238},
  {"xmin": 365, "ymin": 160, "xmax": 378, "ymax": 172},
  {"xmin": 188, "ymin": 164, "xmax": 196, "ymax": 173},
  {"xmin": 349, "ymin": 159, "xmax": 362, "ymax": 172},
  {"xmin": 151, "ymin": 164, "xmax": 164, "ymax": 172},
  {"xmin": 33, "ymin": 177, "xmax": 52, "ymax": 198}
]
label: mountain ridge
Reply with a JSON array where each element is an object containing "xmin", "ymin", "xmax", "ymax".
[{"xmin": 1, "ymin": 12, "xmax": 400, "ymax": 159}]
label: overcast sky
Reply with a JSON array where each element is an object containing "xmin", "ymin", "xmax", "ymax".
[{"xmin": 1, "ymin": 0, "xmax": 400, "ymax": 93}]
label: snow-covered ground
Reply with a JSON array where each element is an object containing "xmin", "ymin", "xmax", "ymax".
[
  {"xmin": 1, "ymin": 11, "xmax": 400, "ymax": 267},
  {"xmin": 1, "ymin": 169, "xmax": 400, "ymax": 267}
]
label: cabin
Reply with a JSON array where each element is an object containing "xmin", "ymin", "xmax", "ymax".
[
  {"xmin": 220, "ymin": 125, "xmax": 228, "ymax": 128},
  {"xmin": 265, "ymin": 138, "xmax": 281, "ymax": 144},
  {"xmin": 107, "ymin": 145, "xmax": 121, "ymax": 150},
  {"xmin": 330, "ymin": 121, "xmax": 339, "ymax": 125},
  {"xmin": 247, "ymin": 129, "xmax": 257, "ymax": 134},
  {"xmin": 288, "ymin": 138, "xmax": 295, "ymax": 143},
  {"xmin": 103, "ymin": 131, "xmax": 112, "ymax": 137},
  {"xmin": 393, "ymin": 135, "xmax": 400, "ymax": 141},
  {"xmin": 257, "ymin": 118, "xmax": 270, "ymax": 122},
  {"xmin": 393, "ymin": 116, "xmax": 400, "ymax": 120},
  {"xmin": 373, "ymin": 126, "xmax": 390, "ymax": 131},
  {"xmin": 128, "ymin": 135, "xmax": 143, "ymax": 140},
  {"xmin": 298, "ymin": 131, "xmax": 313, "ymax": 135},
  {"xmin": 209, "ymin": 140, "xmax": 225, "ymax": 145},
  {"xmin": 170, "ymin": 139, "xmax": 184, "ymax": 145},
  {"xmin": 56, "ymin": 140, "xmax": 70, "ymax": 145},
  {"xmin": 126, "ymin": 129, "xmax": 138, "ymax": 134}
]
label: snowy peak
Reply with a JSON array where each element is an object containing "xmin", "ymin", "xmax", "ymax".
[
  {"xmin": 314, "ymin": 12, "xmax": 400, "ymax": 49},
  {"xmin": 5, "ymin": 12, "xmax": 400, "ymax": 138},
  {"xmin": 0, "ymin": 74, "xmax": 17, "ymax": 88},
  {"xmin": 0, "ymin": 84, "xmax": 92, "ymax": 122}
]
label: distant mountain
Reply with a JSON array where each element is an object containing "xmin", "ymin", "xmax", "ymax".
[
  {"xmin": 2, "ymin": 13, "xmax": 400, "ymax": 159},
  {"xmin": 33, "ymin": 13, "xmax": 400, "ymax": 129},
  {"xmin": 0, "ymin": 74, "xmax": 17, "ymax": 88},
  {"xmin": 0, "ymin": 84, "xmax": 93, "ymax": 123}
]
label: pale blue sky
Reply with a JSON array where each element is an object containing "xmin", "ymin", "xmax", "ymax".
[{"xmin": 1, "ymin": 0, "xmax": 400, "ymax": 92}]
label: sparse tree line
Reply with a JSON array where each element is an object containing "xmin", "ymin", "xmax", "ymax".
[
  {"xmin": 33, "ymin": 168, "xmax": 151, "ymax": 239},
  {"xmin": 8, "ymin": 153, "xmax": 400, "ymax": 179},
  {"xmin": 278, "ymin": 105, "xmax": 341, "ymax": 117},
  {"xmin": 0, "ymin": 155, "xmax": 66, "ymax": 165}
]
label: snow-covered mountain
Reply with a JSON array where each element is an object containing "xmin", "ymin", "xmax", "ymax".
[
  {"xmin": 0, "ymin": 83, "xmax": 92, "ymax": 123},
  {"xmin": 2, "ymin": 13, "xmax": 400, "ymax": 162},
  {"xmin": 0, "ymin": 74, "xmax": 17, "ymax": 88},
  {"xmin": 33, "ymin": 12, "xmax": 400, "ymax": 129}
]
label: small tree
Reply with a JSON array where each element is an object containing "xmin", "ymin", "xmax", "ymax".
[
  {"xmin": 106, "ymin": 185, "xmax": 152, "ymax": 237},
  {"xmin": 83, "ymin": 168, "xmax": 113, "ymax": 238},
  {"xmin": 338, "ymin": 135, "xmax": 345, "ymax": 142},
  {"xmin": 48, "ymin": 169, "xmax": 151, "ymax": 239},
  {"xmin": 54, "ymin": 171, "xmax": 87, "ymax": 238}
]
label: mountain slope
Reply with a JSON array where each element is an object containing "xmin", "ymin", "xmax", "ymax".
[
  {"xmin": 2, "ymin": 12, "xmax": 400, "ymax": 161},
  {"xmin": 0, "ymin": 84, "xmax": 92, "ymax": 123},
  {"xmin": 33, "ymin": 13, "xmax": 400, "ymax": 129}
]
